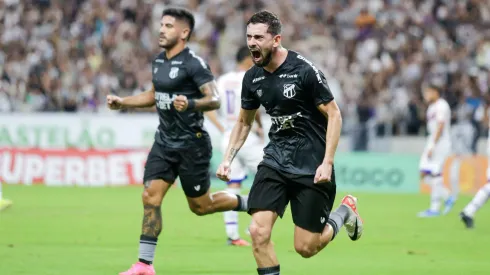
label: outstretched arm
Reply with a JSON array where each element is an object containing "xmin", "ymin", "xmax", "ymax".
[
  {"xmin": 107, "ymin": 85, "xmax": 156, "ymax": 110},
  {"xmin": 223, "ymin": 108, "xmax": 257, "ymax": 165},
  {"xmin": 122, "ymin": 85, "xmax": 156, "ymax": 108}
]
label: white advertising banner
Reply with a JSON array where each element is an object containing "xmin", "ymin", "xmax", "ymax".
[{"xmin": 0, "ymin": 113, "xmax": 228, "ymax": 149}]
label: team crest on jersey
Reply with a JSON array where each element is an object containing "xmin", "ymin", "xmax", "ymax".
[
  {"xmin": 283, "ymin": 84, "xmax": 296, "ymax": 98},
  {"xmin": 169, "ymin": 67, "xmax": 179, "ymax": 79}
]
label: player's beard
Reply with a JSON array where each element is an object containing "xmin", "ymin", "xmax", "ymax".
[
  {"xmin": 159, "ymin": 35, "xmax": 179, "ymax": 50},
  {"xmin": 252, "ymin": 48, "xmax": 273, "ymax": 67}
]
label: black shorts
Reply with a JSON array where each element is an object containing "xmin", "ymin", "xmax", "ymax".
[
  {"xmin": 143, "ymin": 138, "xmax": 212, "ymax": 198},
  {"xmin": 248, "ymin": 165, "xmax": 336, "ymax": 233}
]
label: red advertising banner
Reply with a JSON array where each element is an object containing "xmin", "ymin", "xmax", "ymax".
[{"xmin": 0, "ymin": 148, "xmax": 149, "ymax": 186}]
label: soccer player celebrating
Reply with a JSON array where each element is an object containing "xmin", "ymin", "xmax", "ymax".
[
  {"xmin": 107, "ymin": 8, "xmax": 249, "ymax": 275},
  {"xmin": 417, "ymin": 84, "xmax": 455, "ymax": 217},
  {"xmin": 207, "ymin": 46, "xmax": 265, "ymax": 246},
  {"xmin": 216, "ymin": 11, "xmax": 363, "ymax": 275}
]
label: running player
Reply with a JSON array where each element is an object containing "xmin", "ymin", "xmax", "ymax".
[
  {"xmin": 217, "ymin": 11, "xmax": 363, "ymax": 275},
  {"xmin": 107, "ymin": 8, "xmax": 249, "ymax": 275}
]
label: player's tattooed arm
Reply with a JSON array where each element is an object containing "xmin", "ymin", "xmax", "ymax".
[
  {"xmin": 227, "ymin": 148, "xmax": 239, "ymax": 163},
  {"xmin": 317, "ymin": 100, "xmax": 342, "ymax": 164},
  {"xmin": 192, "ymin": 81, "xmax": 221, "ymax": 111},
  {"xmin": 223, "ymin": 108, "xmax": 257, "ymax": 164}
]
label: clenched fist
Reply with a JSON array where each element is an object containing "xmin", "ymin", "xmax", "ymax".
[
  {"xmin": 173, "ymin": 95, "xmax": 188, "ymax": 112},
  {"xmin": 314, "ymin": 162, "xmax": 332, "ymax": 184},
  {"xmin": 216, "ymin": 162, "xmax": 231, "ymax": 182},
  {"xmin": 106, "ymin": 95, "xmax": 123, "ymax": 110}
]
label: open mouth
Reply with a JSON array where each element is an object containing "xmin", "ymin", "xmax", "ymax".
[{"xmin": 250, "ymin": 49, "xmax": 261, "ymax": 61}]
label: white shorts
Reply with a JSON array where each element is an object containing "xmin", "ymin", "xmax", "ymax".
[
  {"xmin": 419, "ymin": 143, "xmax": 451, "ymax": 176},
  {"xmin": 221, "ymin": 131, "xmax": 264, "ymax": 182}
]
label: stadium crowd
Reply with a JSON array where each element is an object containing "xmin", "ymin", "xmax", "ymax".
[{"xmin": 0, "ymin": 0, "xmax": 490, "ymax": 141}]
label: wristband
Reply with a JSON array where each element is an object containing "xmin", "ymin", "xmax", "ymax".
[{"xmin": 187, "ymin": 99, "xmax": 196, "ymax": 111}]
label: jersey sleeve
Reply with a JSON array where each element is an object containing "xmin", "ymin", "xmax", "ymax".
[
  {"xmin": 188, "ymin": 56, "xmax": 215, "ymax": 88},
  {"xmin": 241, "ymin": 72, "xmax": 260, "ymax": 110},
  {"xmin": 303, "ymin": 66, "xmax": 334, "ymax": 106}
]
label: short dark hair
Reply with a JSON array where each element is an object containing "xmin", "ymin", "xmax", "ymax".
[
  {"xmin": 247, "ymin": 10, "xmax": 282, "ymax": 36},
  {"xmin": 236, "ymin": 45, "xmax": 251, "ymax": 63},
  {"xmin": 162, "ymin": 8, "xmax": 195, "ymax": 41}
]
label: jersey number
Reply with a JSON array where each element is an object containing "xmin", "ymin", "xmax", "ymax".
[{"xmin": 226, "ymin": 90, "xmax": 235, "ymax": 115}]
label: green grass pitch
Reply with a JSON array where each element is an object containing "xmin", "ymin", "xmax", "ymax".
[{"xmin": 1, "ymin": 184, "xmax": 489, "ymax": 275}]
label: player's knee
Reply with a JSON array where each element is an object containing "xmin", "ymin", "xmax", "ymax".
[
  {"xmin": 189, "ymin": 205, "xmax": 208, "ymax": 216},
  {"xmin": 249, "ymin": 222, "xmax": 272, "ymax": 246},
  {"xmin": 142, "ymin": 187, "xmax": 162, "ymax": 207},
  {"xmin": 294, "ymin": 242, "xmax": 318, "ymax": 258}
]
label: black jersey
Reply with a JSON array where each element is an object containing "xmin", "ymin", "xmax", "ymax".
[
  {"xmin": 151, "ymin": 47, "xmax": 215, "ymax": 148},
  {"xmin": 241, "ymin": 50, "xmax": 334, "ymax": 175}
]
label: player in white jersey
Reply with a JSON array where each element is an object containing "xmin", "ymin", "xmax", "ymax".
[
  {"xmin": 418, "ymin": 84, "xmax": 455, "ymax": 217},
  {"xmin": 460, "ymin": 104, "xmax": 490, "ymax": 228},
  {"xmin": 206, "ymin": 46, "xmax": 264, "ymax": 245}
]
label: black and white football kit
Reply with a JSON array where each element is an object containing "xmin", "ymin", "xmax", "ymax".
[
  {"xmin": 144, "ymin": 47, "xmax": 214, "ymax": 198},
  {"xmin": 242, "ymin": 50, "xmax": 336, "ymax": 233}
]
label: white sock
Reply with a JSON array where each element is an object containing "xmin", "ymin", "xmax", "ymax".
[
  {"xmin": 463, "ymin": 183, "xmax": 490, "ymax": 217},
  {"xmin": 430, "ymin": 176, "xmax": 448, "ymax": 212},
  {"xmin": 224, "ymin": 187, "xmax": 241, "ymax": 240}
]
